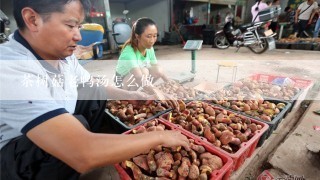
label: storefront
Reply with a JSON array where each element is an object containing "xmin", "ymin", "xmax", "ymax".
[{"xmin": 166, "ymin": 0, "xmax": 246, "ymax": 45}]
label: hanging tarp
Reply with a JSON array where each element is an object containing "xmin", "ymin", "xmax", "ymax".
[
  {"xmin": 287, "ymin": 0, "xmax": 304, "ymax": 9},
  {"xmin": 235, "ymin": 0, "xmax": 246, "ymax": 6},
  {"xmin": 210, "ymin": 0, "xmax": 238, "ymax": 5},
  {"xmin": 182, "ymin": 0, "xmax": 238, "ymax": 5}
]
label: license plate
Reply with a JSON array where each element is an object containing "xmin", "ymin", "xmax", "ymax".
[{"xmin": 264, "ymin": 29, "xmax": 273, "ymax": 36}]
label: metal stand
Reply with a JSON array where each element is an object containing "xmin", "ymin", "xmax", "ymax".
[
  {"xmin": 278, "ymin": 22, "xmax": 290, "ymax": 40},
  {"xmin": 191, "ymin": 50, "xmax": 196, "ymax": 74},
  {"xmin": 169, "ymin": 40, "xmax": 203, "ymax": 83}
]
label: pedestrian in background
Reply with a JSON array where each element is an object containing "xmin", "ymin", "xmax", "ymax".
[
  {"xmin": 251, "ymin": 0, "xmax": 269, "ymax": 22},
  {"xmin": 285, "ymin": 6, "xmax": 296, "ymax": 24},
  {"xmin": 225, "ymin": 11, "xmax": 234, "ymax": 24},
  {"xmin": 266, "ymin": 1, "xmax": 272, "ymax": 6},
  {"xmin": 269, "ymin": 0, "xmax": 281, "ymax": 33},
  {"xmin": 293, "ymin": 0, "xmax": 318, "ymax": 37},
  {"xmin": 309, "ymin": 5, "xmax": 320, "ymax": 38}
]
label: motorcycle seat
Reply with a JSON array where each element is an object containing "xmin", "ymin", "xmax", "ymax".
[{"xmin": 239, "ymin": 23, "xmax": 253, "ymax": 31}]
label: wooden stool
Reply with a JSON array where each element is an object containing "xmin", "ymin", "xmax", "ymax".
[{"xmin": 216, "ymin": 61, "xmax": 237, "ymax": 83}]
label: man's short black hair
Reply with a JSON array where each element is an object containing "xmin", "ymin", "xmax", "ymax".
[
  {"xmin": 13, "ymin": 0, "xmax": 91, "ymax": 30},
  {"xmin": 284, "ymin": 6, "xmax": 291, "ymax": 12}
]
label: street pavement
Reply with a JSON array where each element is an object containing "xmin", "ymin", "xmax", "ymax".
[
  {"xmin": 84, "ymin": 45, "xmax": 319, "ymax": 99},
  {"xmin": 85, "ymin": 45, "xmax": 320, "ymax": 81}
]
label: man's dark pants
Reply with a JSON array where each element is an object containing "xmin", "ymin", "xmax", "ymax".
[
  {"xmin": 1, "ymin": 84, "xmax": 108, "ymax": 180},
  {"xmin": 294, "ymin": 20, "xmax": 309, "ymax": 37}
]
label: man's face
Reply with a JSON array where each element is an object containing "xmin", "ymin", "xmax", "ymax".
[{"xmin": 35, "ymin": 0, "xmax": 84, "ymax": 59}]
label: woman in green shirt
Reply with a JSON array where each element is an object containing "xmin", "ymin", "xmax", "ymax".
[{"xmin": 115, "ymin": 17, "xmax": 169, "ymax": 91}]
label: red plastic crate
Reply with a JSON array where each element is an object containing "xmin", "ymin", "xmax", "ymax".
[
  {"xmin": 243, "ymin": 73, "xmax": 313, "ymax": 112},
  {"xmin": 115, "ymin": 118, "xmax": 234, "ymax": 180},
  {"xmin": 115, "ymin": 164, "xmax": 132, "ymax": 180},
  {"xmin": 249, "ymin": 73, "xmax": 313, "ymax": 89},
  {"xmin": 105, "ymin": 100, "xmax": 172, "ymax": 133},
  {"xmin": 160, "ymin": 104, "xmax": 269, "ymax": 171},
  {"xmin": 208, "ymin": 99, "xmax": 291, "ymax": 147}
]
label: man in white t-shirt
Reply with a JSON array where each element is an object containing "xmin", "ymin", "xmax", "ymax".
[{"xmin": 293, "ymin": 0, "xmax": 318, "ymax": 37}]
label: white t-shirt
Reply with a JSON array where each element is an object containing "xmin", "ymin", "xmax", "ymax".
[
  {"xmin": 0, "ymin": 32, "xmax": 91, "ymax": 149},
  {"xmin": 298, "ymin": 1, "xmax": 318, "ymax": 20}
]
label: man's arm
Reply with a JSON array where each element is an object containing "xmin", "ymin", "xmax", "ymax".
[
  {"xmin": 309, "ymin": 10, "xmax": 317, "ymax": 24},
  {"xmin": 295, "ymin": 9, "xmax": 301, "ymax": 23},
  {"xmin": 27, "ymin": 113, "xmax": 190, "ymax": 173}
]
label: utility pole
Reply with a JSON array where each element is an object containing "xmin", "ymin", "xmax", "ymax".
[
  {"xmin": 102, "ymin": 0, "xmax": 116, "ymax": 51},
  {"xmin": 207, "ymin": 0, "xmax": 211, "ymax": 25},
  {"xmin": 169, "ymin": 0, "xmax": 174, "ymax": 26}
]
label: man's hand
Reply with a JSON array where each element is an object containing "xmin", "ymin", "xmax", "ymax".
[
  {"xmin": 159, "ymin": 130, "xmax": 190, "ymax": 151},
  {"xmin": 127, "ymin": 99, "xmax": 154, "ymax": 106},
  {"xmin": 158, "ymin": 100, "xmax": 180, "ymax": 112},
  {"xmin": 166, "ymin": 79, "xmax": 177, "ymax": 84},
  {"xmin": 135, "ymin": 91, "xmax": 154, "ymax": 100}
]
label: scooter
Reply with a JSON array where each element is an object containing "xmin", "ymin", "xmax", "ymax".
[
  {"xmin": 0, "ymin": 10, "xmax": 10, "ymax": 43},
  {"xmin": 213, "ymin": 20, "xmax": 276, "ymax": 54},
  {"xmin": 113, "ymin": 10, "xmax": 131, "ymax": 25},
  {"xmin": 111, "ymin": 10, "xmax": 132, "ymax": 50}
]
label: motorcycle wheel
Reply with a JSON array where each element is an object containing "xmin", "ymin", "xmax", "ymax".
[
  {"xmin": 247, "ymin": 34, "xmax": 268, "ymax": 54},
  {"xmin": 213, "ymin": 34, "xmax": 230, "ymax": 49}
]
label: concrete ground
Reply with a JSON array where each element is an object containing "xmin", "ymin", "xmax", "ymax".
[
  {"xmin": 268, "ymin": 100, "xmax": 320, "ymax": 180},
  {"xmin": 80, "ymin": 45, "xmax": 320, "ymax": 179}
]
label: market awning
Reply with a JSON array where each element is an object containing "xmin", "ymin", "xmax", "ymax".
[{"xmin": 182, "ymin": 0, "xmax": 239, "ymax": 5}]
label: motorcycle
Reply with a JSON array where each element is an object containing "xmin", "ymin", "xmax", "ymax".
[
  {"xmin": 113, "ymin": 10, "xmax": 131, "ymax": 25},
  {"xmin": 112, "ymin": 10, "xmax": 132, "ymax": 49},
  {"xmin": 213, "ymin": 21, "xmax": 276, "ymax": 54},
  {"xmin": 0, "ymin": 10, "xmax": 10, "ymax": 43}
]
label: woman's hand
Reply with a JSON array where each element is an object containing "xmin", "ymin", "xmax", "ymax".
[{"xmin": 151, "ymin": 88, "xmax": 180, "ymax": 112}]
